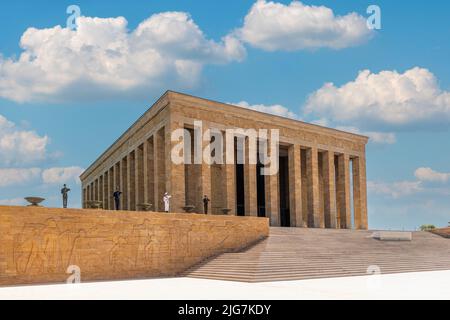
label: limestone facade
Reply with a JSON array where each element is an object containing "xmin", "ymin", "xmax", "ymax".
[{"xmin": 80, "ymin": 91, "xmax": 369, "ymax": 229}]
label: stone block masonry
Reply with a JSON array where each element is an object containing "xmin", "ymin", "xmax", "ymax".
[
  {"xmin": 81, "ymin": 91, "xmax": 369, "ymax": 230},
  {"xmin": 0, "ymin": 206, "xmax": 269, "ymax": 286}
]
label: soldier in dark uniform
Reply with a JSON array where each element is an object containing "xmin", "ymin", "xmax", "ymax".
[
  {"xmin": 61, "ymin": 184, "xmax": 71, "ymax": 208},
  {"xmin": 203, "ymin": 195, "xmax": 210, "ymax": 215},
  {"xmin": 113, "ymin": 187, "xmax": 122, "ymax": 210}
]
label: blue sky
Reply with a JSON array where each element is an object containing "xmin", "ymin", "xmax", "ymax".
[{"xmin": 0, "ymin": 0, "xmax": 449, "ymax": 230}]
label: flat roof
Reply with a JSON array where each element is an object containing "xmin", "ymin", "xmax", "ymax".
[
  {"xmin": 81, "ymin": 90, "xmax": 369, "ymax": 179},
  {"xmin": 167, "ymin": 90, "xmax": 369, "ymax": 140}
]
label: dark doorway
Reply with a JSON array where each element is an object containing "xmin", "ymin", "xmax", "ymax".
[
  {"xmin": 279, "ymin": 154, "xmax": 290, "ymax": 227},
  {"xmin": 236, "ymin": 163, "xmax": 245, "ymax": 216},
  {"xmin": 235, "ymin": 137, "xmax": 245, "ymax": 216},
  {"xmin": 256, "ymin": 161, "xmax": 266, "ymax": 217}
]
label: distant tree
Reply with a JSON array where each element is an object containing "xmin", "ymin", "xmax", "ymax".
[{"xmin": 420, "ymin": 225, "xmax": 436, "ymax": 231}]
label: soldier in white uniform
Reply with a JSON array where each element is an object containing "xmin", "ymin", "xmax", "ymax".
[{"xmin": 163, "ymin": 192, "xmax": 172, "ymax": 213}]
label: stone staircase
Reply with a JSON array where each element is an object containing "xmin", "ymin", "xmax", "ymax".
[{"xmin": 185, "ymin": 227, "xmax": 450, "ymax": 282}]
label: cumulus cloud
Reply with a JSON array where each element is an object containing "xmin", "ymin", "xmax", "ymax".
[
  {"xmin": 335, "ymin": 126, "xmax": 396, "ymax": 144},
  {"xmin": 0, "ymin": 115, "xmax": 49, "ymax": 165},
  {"xmin": 305, "ymin": 67, "xmax": 450, "ymax": 129},
  {"xmin": 236, "ymin": 0, "xmax": 372, "ymax": 51},
  {"xmin": 0, "ymin": 168, "xmax": 42, "ymax": 187},
  {"xmin": 310, "ymin": 119, "xmax": 395, "ymax": 144},
  {"xmin": 369, "ymin": 167, "xmax": 450, "ymax": 199},
  {"xmin": 0, "ymin": 12, "xmax": 246, "ymax": 103},
  {"xmin": 232, "ymin": 101, "xmax": 298, "ymax": 119},
  {"xmin": 368, "ymin": 180, "xmax": 423, "ymax": 199},
  {"xmin": 0, "ymin": 198, "xmax": 26, "ymax": 206},
  {"xmin": 232, "ymin": 101, "xmax": 394, "ymax": 144},
  {"xmin": 42, "ymin": 166, "xmax": 84, "ymax": 185},
  {"xmin": 0, "ymin": 166, "xmax": 84, "ymax": 187},
  {"xmin": 415, "ymin": 167, "xmax": 450, "ymax": 183}
]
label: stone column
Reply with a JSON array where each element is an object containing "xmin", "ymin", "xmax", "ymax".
[
  {"xmin": 153, "ymin": 133, "xmax": 160, "ymax": 211},
  {"xmin": 98, "ymin": 178, "xmax": 101, "ymax": 202},
  {"xmin": 323, "ymin": 151, "xmax": 337, "ymax": 229},
  {"xmin": 127, "ymin": 153, "xmax": 134, "ymax": 210},
  {"xmin": 166, "ymin": 117, "xmax": 186, "ymax": 213},
  {"xmin": 104, "ymin": 172, "xmax": 109, "ymax": 210},
  {"xmin": 109, "ymin": 167, "xmax": 114, "ymax": 209},
  {"xmin": 264, "ymin": 138, "xmax": 279, "ymax": 226},
  {"xmin": 121, "ymin": 157, "xmax": 128, "ymax": 210},
  {"xmin": 95, "ymin": 179, "xmax": 99, "ymax": 201},
  {"xmin": 143, "ymin": 141, "xmax": 149, "ymax": 204},
  {"xmin": 337, "ymin": 154, "xmax": 351, "ymax": 229},
  {"xmin": 154, "ymin": 128, "xmax": 166, "ymax": 212},
  {"xmin": 146, "ymin": 137, "xmax": 155, "ymax": 210},
  {"xmin": 352, "ymin": 156, "xmax": 368, "ymax": 230},
  {"xmin": 113, "ymin": 163, "xmax": 119, "ymax": 209},
  {"xmin": 101, "ymin": 174, "xmax": 105, "ymax": 209},
  {"xmin": 244, "ymin": 136, "xmax": 258, "ymax": 217},
  {"xmin": 306, "ymin": 147, "xmax": 320, "ymax": 228},
  {"xmin": 98, "ymin": 176, "xmax": 102, "ymax": 206},
  {"xmin": 134, "ymin": 148, "xmax": 139, "ymax": 210},
  {"xmin": 288, "ymin": 144, "xmax": 303, "ymax": 227},
  {"xmin": 135, "ymin": 145, "xmax": 144, "ymax": 210},
  {"xmin": 224, "ymin": 132, "xmax": 236, "ymax": 215},
  {"xmin": 199, "ymin": 123, "xmax": 211, "ymax": 214}
]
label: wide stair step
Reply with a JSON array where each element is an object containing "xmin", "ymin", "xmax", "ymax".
[{"xmin": 184, "ymin": 227, "xmax": 450, "ymax": 282}]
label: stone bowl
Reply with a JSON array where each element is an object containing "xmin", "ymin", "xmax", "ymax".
[
  {"xmin": 137, "ymin": 203, "xmax": 153, "ymax": 211},
  {"xmin": 221, "ymin": 208, "xmax": 232, "ymax": 215},
  {"xmin": 86, "ymin": 200, "xmax": 103, "ymax": 209},
  {"xmin": 24, "ymin": 197, "xmax": 45, "ymax": 207},
  {"xmin": 182, "ymin": 205, "xmax": 196, "ymax": 213}
]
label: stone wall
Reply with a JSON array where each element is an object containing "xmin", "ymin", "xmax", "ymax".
[
  {"xmin": 0, "ymin": 206, "xmax": 269, "ymax": 286},
  {"xmin": 432, "ymin": 228, "xmax": 450, "ymax": 239}
]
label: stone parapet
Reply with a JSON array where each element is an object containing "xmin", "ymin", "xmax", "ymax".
[{"xmin": 0, "ymin": 206, "xmax": 269, "ymax": 286}]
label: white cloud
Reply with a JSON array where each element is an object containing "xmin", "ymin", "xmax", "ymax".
[
  {"xmin": 335, "ymin": 126, "xmax": 396, "ymax": 144},
  {"xmin": 310, "ymin": 118, "xmax": 330, "ymax": 127},
  {"xmin": 369, "ymin": 167, "xmax": 450, "ymax": 199},
  {"xmin": 42, "ymin": 166, "xmax": 84, "ymax": 185},
  {"xmin": 0, "ymin": 198, "xmax": 26, "ymax": 206},
  {"xmin": 0, "ymin": 166, "xmax": 84, "ymax": 187},
  {"xmin": 0, "ymin": 115, "xmax": 49, "ymax": 165},
  {"xmin": 0, "ymin": 12, "xmax": 246, "ymax": 103},
  {"xmin": 368, "ymin": 180, "xmax": 423, "ymax": 199},
  {"xmin": 0, "ymin": 168, "xmax": 42, "ymax": 187},
  {"xmin": 415, "ymin": 167, "xmax": 450, "ymax": 183},
  {"xmin": 237, "ymin": 0, "xmax": 372, "ymax": 51},
  {"xmin": 233, "ymin": 101, "xmax": 395, "ymax": 144},
  {"xmin": 305, "ymin": 67, "xmax": 450, "ymax": 129},
  {"xmin": 232, "ymin": 101, "xmax": 298, "ymax": 119}
]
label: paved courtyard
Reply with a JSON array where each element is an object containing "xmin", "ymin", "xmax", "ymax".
[{"xmin": 0, "ymin": 270, "xmax": 449, "ymax": 300}]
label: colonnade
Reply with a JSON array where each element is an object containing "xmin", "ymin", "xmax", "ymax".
[{"xmin": 82, "ymin": 122, "xmax": 368, "ymax": 230}]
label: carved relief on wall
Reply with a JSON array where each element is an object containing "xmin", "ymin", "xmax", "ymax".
[{"xmin": 1, "ymin": 208, "xmax": 268, "ymax": 286}]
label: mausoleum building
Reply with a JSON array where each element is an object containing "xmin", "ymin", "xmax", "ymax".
[{"xmin": 80, "ymin": 91, "xmax": 369, "ymax": 229}]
